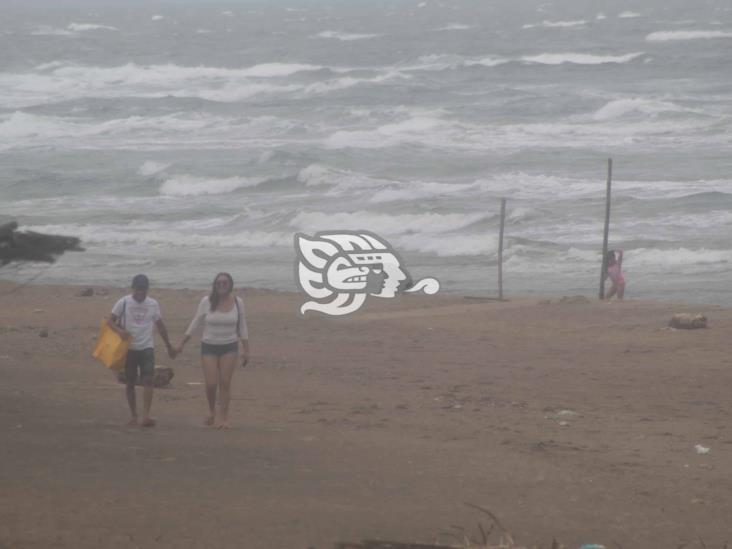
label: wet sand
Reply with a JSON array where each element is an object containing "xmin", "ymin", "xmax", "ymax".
[{"xmin": 1, "ymin": 282, "xmax": 731, "ymax": 548}]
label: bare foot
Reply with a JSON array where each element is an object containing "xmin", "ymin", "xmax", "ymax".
[
  {"xmin": 215, "ymin": 420, "xmax": 230, "ymax": 430},
  {"xmin": 204, "ymin": 416, "xmax": 215, "ymax": 426},
  {"xmin": 141, "ymin": 417, "xmax": 156, "ymax": 428},
  {"xmin": 127, "ymin": 418, "xmax": 139, "ymax": 427}
]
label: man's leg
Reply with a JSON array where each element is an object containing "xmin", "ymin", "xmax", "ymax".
[
  {"xmin": 125, "ymin": 352, "xmax": 139, "ymax": 426},
  {"xmin": 140, "ymin": 349, "xmax": 156, "ymax": 427}
]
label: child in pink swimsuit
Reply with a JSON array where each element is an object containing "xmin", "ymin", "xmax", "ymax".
[{"xmin": 605, "ymin": 249, "xmax": 625, "ymax": 300}]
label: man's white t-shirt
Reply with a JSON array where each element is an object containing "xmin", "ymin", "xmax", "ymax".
[{"xmin": 111, "ymin": 295, "xmax": 161, "ymax": 351}]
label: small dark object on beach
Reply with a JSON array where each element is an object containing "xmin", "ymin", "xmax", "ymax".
[
  {"xmin": 559, "ymin": 295, "xmax": 590, "ymax": 305},
  {"xmin": 78, "ymin": 287, "xmax": 94, "ymax": 297},
  {"xmin": 38, "ymin": 329, "xmax": 48, "ymax": 338}
]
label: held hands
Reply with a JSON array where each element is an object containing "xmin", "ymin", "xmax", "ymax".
[{"xmin": 165, "ymin": 342, "xmax": 178, "ymax": 359}]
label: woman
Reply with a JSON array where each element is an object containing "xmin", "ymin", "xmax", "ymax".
[
  {"xmin": 176, "ymin": 272, "xmax": 249, "ymax": 428},
  {"xmin": 605, "ymin": 249, "xmax": 626, "ymax": 300}
]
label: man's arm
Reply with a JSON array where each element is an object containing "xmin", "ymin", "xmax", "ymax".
[
  {"xmin": 155, "ymin": 319, "xmax": 176, "ymax": 358},
  {"xmin": 107, "ymin": 315, "xmax": 131, "ymax": 340}
]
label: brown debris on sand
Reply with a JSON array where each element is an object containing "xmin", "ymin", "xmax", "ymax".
[
  {"xmin": 334, "ymin": 505, "xmax": 541, "ymax": 549},
  {"xmin": 558, "ymin": 295, "xmax": 590, "ymax": 305},
  {"xmin": 668, "ymin": 313, "xmax": 707, "ymax": 329},
  {"xmin": 116, "ymin": 366, "xmax": 175, "ymax": 388}
]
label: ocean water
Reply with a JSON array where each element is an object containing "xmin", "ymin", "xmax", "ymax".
[{"xmin": 1, "ymin": 0, "xmax": 731, "ymax": 304}]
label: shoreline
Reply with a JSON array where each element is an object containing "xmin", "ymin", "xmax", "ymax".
[
  {"xmin": 2, "ymin": 282, "xmax": 731, "ymax": 548},
  {"xmin": 1, "ymin": 278, "xmax": 726, "ymax": 311}
]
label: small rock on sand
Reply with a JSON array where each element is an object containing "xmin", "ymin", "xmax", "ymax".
[
  {"xmin": 669, "ymin": 313, "xmax": 707, "ymax": 330},
  {"xmin": 559, "ymin": 295, "xmax": 590, "ymax": 304}
]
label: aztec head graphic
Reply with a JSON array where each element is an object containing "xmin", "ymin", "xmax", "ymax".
[{"xmin": 294, "ymin": 230, "xmax": 440, "ymax": 316}]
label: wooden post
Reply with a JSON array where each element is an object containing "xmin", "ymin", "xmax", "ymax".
[
  {"xmin": 599, "ymin": 158, "xmax": 612, "ymax": 299},
  {"xmin": 498, "ymin": 198, "xmax": 506, "ymax": 300}
]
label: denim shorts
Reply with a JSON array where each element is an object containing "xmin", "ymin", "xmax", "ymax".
[
  {"xmin": 201, "ymin": 341, "xmax": 239, "ymax": 357},
  {"xmin": 124, "ymin": 348, "xmax": 155, "ymax": 382}
]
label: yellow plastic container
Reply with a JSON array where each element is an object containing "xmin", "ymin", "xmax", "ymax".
[{"xmin": 91, "ymin": 319, "xmax": 129, "ymax": 371}]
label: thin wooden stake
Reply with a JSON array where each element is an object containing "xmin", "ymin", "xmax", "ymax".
[
  {"xmin": 498, "ymin": 198, "xmax": 506, "ymax": 300},
  {"xmin": 599, "ymin": 158, "xmax": 613, "ymax": 299}
]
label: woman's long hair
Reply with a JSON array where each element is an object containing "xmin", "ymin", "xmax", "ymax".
[
  {"xmin": 209, "ymin": 272, "xmax": 234, "ymax": 311},
  {"xmin": 606, "ymin": 250, "xmax": 617, "ymax": 267}
]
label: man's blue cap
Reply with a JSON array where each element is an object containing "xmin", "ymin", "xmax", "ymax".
[{"xmin": 131, "ymin": 274, "xmax": 150, "ymax": 289}]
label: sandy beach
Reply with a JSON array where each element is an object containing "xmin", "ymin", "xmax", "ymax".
[{"xmin": 1, "ymin": 282, "xmax": 731, "ymax": 549}]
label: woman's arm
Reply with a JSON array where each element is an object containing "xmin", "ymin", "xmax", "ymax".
[
  {"xmin": 237, "ymin": 297, "xmax": 249, "ymax": 367},
  {"xmin": 176, "ymin": 297, "xmax": 207, "ymax": 352},
  {"xmin": 240, "ymin": 338, "xmax": 249, "ymax": 367}
]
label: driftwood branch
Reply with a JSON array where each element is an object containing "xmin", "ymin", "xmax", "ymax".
[{"xmin": 0, "ymin": 221, "xmax": 84, "ymax": 266}]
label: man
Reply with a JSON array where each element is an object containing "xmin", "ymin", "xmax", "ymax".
[{"xmin": 108, "ymin": 274, "xmax": 175, "ymax": 427}]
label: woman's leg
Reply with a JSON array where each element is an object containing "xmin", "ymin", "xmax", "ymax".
[
  {"xmin": 201, "ymin": 354, "xmax": 219, "ymax": 425},
  {"xmin": 606, "ymin": 282, "xmax": 617, "ymax": 300},
  {"xmin": 617, "ymin": 282, "xmax": 625, "ymax": 300},
  {"xmin": 215, "ymin": 352, "xmax": 238, "ymax": 429}
]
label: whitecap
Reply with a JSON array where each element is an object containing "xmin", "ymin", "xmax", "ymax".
[
  {"xmin": 618, "ymin": 11, "xmax": 642, "ymax": 18},
  {"xmin": 523, "ymin": 20, "xmax": 586, "ymax": 29},
  {"xmin": 67, "ymin": 23, "xmax": 118, "ymax": 31},
  {"xmin": 324, "ymin": 116, "xmax": 453, "ymax": 149},
  {"xmin": 315, "ymin": 30, "xmax": 378, "ymax": 41},
  {"xmin": 159, "ymin": 175, "xmax": 267, "ymax": 196},
  {"xmin": 393, "ymin": 233, "xmax": 497, "ymax": 256},
  {"xmin": 646, "ymin": 30, "xmax": 732, "ymax": 42},
  {"xmin": 31, "ymin": 26, "xmax": 76, "ymax": 36},
  {"xmin": 369, "ymin": 182, "xmax": 477, "ymax": 204},
  {"xmin": 138, "ymin": 161, "xmax": 171, "ymax": 176},
  {"xmin": 521, "ymin": 52, "xmax": 644, "ymax": 65},
  {"xmin": 289, "ymin": 210, "xmax": 489, "ymax": 235},
  {"xmin": 23, "ymin": 223, "xmax": 292, "ymax": 249},
  {"xmin": 405, "ymin": 54, "xmax": 509, "ymax": 71},
  {"xmin": 437, "ymin": 23, "xmax": 472, "ymax": 31},
  {"xmin": 632, "ymin": 248, "xmax": 732, "ymax": 268},
  {"xmin": 592, "ymin": 98, "xmax": 688, "ymax": 120}
]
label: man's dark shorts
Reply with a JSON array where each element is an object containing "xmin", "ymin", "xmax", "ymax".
[{"xmin": 124, "ymin": 348, "xmax": 155, "ymax": 384}]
